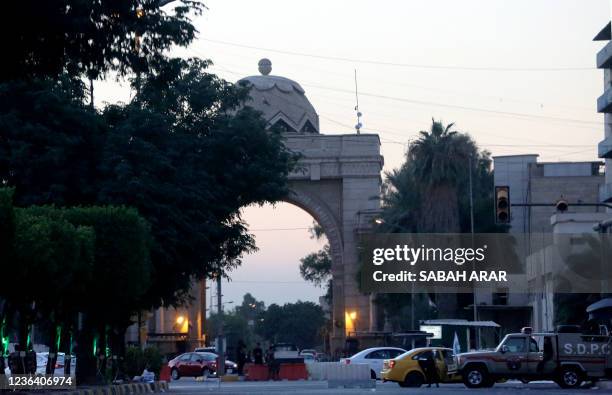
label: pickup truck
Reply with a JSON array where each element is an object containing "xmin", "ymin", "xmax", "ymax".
[{"xmin": 458, "ymin": 327, "xmax": 612, "ymax": 389}]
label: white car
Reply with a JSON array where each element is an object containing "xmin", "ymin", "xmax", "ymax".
[
  {"xmin": 340, "ymin": 347, "xmax": 406, "ymax": 379},
  {"xmin": 301, "ymin": 353, "xmax": 316, "ymax": 364}
]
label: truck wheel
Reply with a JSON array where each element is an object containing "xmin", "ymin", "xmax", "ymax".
[
  {"xmin": 557, "ymin": 367, "xmax": 583, "ymax": 389},
  {"xmin": 463, "ymin": 365, "xmax": 489, "ymax": 388},
  {"xmin": 401, "ymin": 371, "xmax": 424, "ymax": 387}
]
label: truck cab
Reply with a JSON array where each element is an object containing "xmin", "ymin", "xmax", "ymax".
[{"xmin": 458, "ymin": 327, "xmax": 612, "ymax": 389}]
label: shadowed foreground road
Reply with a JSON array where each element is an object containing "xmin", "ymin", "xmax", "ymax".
[{"xmin": 169, "ymin": 378, "xmax": 607, "ymax": 395}]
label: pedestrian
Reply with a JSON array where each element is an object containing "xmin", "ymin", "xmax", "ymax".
[
  {"xmin": 418, "ymin": 351, "xmax": 439, "ymax": 388},
  {"xmin": 236, "ymin": 340, "xmax": 247, "ymax": 375},
  {"xmin": 266, "ymin": 346, "xmax": 279, "ymax": 380},
  {"xmin": 253, "ymin": 342, "xmax": 264, "ymax": 365}
]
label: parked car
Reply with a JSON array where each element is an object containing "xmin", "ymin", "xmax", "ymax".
[
  {"xmin": 315, "ymin": 353, "xmax": 331, "ymax": 362},
  {"xmin": 194, "ymin": 346, "xmax": 216, "ymax": 354},
  {"xmin": 340, "ymin": 347, "xmax": 406, "ymax": 379},
  {"xmin": 302, "ymin": 353, "xmax": 316, "ymax": 364},
  {"xmin": 36, "ymin": 352, "xmax": 68, "ymax": 374},
  {"xmin": 272, "ymin": 343, "xmax": 303, "ymax": 363},
  {"xmin": 168, "ymin": 352, "xmax": 237, "ymax": 380},
  {"xmin": 381, "ymin": 347, "xmax": 459, "ymax": 387},
  {"xmin": 299, "ymin": 349, "xmax": 317, "ymax": 357}
]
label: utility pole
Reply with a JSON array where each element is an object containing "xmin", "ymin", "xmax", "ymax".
[
  {"xmin": 469, "ymin": 155, "xmax": 480, "ymax": 350},
  {"xmin": 216, "ymin": 273, "xmax": 225, "ymax": 377}
]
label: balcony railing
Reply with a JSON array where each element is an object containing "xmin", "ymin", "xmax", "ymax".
[
  {"xmin": 597, "ymin": 39, "xmax": 612, "ymax": 69},
  {"xmin": 599, "ymin": 136, "xmax": 612, "ymax": 158},
  {"xmin": 597, "ymin": 88, "xmax": 612, "ymax": 113}
]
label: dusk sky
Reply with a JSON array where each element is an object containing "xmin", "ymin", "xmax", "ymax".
[{"xmin": 95, "ymin": 0, "xmax": 610, "ymax": 309}]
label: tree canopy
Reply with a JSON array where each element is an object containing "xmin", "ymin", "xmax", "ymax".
[
  {"xmin": 1, "ymin": 0, "xmax": 204, "ymax": 82},
  {"xmin": 380, "ymin": 119, "xmax": 503, "ymax": 234},
  {"xmin": 0, "ymin": 59, "xmax": 296, "ymax": 309},
  {"xmin": 376, "ymin": 119, "xmax": 505, "ymax": 331},
  {"xmin": 256, "ymin": 301, "xmax": 326, "ymax": 349}
]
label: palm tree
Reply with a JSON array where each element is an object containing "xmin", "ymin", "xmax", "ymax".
[{"xmin": 408, "ymin": 119, "xmax": 476, "ymax": 233}]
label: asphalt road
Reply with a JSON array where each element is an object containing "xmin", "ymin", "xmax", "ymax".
[{"xmin": 169, "ymin": 378, "xmax": 608, "ymax": 395}]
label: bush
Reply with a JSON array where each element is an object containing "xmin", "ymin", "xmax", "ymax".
[{"xmin": 124, "ymin": 346, "xmax": 163, "ymax": 379}]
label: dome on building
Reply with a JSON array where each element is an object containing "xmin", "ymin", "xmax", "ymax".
[{"xmin": 238, "ymin": 59, "xmax": 319, "ymax": 133}]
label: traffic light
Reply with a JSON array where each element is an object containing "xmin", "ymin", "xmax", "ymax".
[{"xmin": 495, "ymin": 186, "xmax": 510, "ymax": 224}]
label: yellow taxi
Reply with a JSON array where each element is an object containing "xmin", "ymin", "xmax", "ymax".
[{"xmin": 381, "ymin": 347, "xmax": 460, "ymax": 387}]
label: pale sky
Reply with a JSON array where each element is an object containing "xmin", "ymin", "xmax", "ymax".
[{"xmin": 96, "ymin": 0, "xmax": 611, "ymax": 308}]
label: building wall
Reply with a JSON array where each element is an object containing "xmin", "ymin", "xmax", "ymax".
[
  {"xmin": 527, "ymin": 166, "xmax": 604, "ymax": 233},
  {"xmin": 493, "ymin": 156, "xmax": 606, "ymax": 331}
]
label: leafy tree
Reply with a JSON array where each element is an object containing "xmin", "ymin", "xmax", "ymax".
[
  {"xmin": 0, "ymin": 190, "xmax": 97, "ymax": 374},
  {"xmin": 300, "ymin": 248, "xmax": 331, "ymax": 287},
  {"xmin": 34, "ymin": 206, "xmax": 152, "ymax": 383},
  {"xmin": 299, "ymin": 223, "xmax": 332, "ymax": 304},
  {"xmin": 0, "ymin": 191, "xmax": 151, "ymax": 383},
  {"xmin": 206, "ymin": 312, "xmax": 252, "ymax": 358},
  {"xmin": 0, "ymin": 188, "xmax": 16, "ymax": 271},
  {"xmin": 256, "ymin": 301, "xmax": 325, "ymax": 349},
  {"xmin": 11, "ymin": 208, "xmax": 95, "ymax": 374},
  {"xmin": 1, "ymin": 58, "xmax": 296, "ymax": 310},
  {"xmin": 0, "ymin": 79, "xmax": 104, "ymax": 207},
  {"xmin": 388, "ymin": 120, "xmax": 475, "ymax": 232},
  {"xmin": 235, "ymin": 293, "xmax": 266, "ymax": 324},
  {"xmin": 380, "ymin": 119, "xmax": 502, "ymax": 234},
  {"xmin": 376, "ymin": 119, "xmax": 504, "ymax": 330},
  {"xmin": 1, "ymin": 0, "xmax": 204, "ymax": 82},
  {"xmin": 98, "ymin": 58, "xmax": 296, "ymax": 306}
]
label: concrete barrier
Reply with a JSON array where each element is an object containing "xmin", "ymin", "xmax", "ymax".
[
  {"xmin": 306, "ymin": 362, "xmax": 374, "ymax": 388},
  {"xmin": 326, "ymin": 363, "xmax": 375, "ymax": 389},
  {"xmin": 306, "ymin": 362, "xmax": 334, "ymax": 380}
]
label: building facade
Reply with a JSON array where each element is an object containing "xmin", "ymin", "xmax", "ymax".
[
  {"xmin": 595, "ymin": 20, "xmax": 612, "ymax": 233},
  {"xmin": 493, "ymin": 155, "xmax": 606, "ymax": 331}
]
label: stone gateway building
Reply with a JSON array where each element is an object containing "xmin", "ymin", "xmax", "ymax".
[{"xmin": 129, "ymin": 59, "xmax": 384, "ymax": 354}]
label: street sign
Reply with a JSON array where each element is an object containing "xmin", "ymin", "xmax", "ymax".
[{"xmin": 419, "ymin": 325, "xmax": 442, "ymax": 339}]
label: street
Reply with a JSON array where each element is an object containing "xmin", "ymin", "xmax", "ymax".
[{"xmin": 169, "ymin": 378, "xmax": 607, "ymax": 395}]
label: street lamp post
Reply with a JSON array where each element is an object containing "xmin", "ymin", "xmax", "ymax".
[
  {"xmin": 468, "ymin": 155, "xmax": 480, "ymax": 350},
  {"xmin": 216, "ymin": 274, "xmax": 225, "ymax": 377}
]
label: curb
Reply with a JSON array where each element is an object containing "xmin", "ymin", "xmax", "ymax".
[
  {"xmin": 62, "ymin": 381, "xmax": 169, "ymax": 395},
  {"xmin": 597, "ymin": 381, "xmax": 612, "ymax": 390}
]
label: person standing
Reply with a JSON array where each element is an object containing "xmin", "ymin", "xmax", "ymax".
[
  {"xmin": 266, "ymin": 346, "xmax": 279, "ymax": 380},
  {"xmin": 418, "ymin": 351, "xmax": 440, "ymax": 388},
  {"xmin": 253, "ymin": 343, "xmax": 264, "ymax": 365},
  {"xmin": 236, "ymin": 340, "xmax": 246, "ymax": 375}
]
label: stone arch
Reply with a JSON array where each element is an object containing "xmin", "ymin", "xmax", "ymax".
[
  {"xmin": 283, "ymin": 188, "xmax": 344, "ymax": 270},
  {"xmin": 283, "ymin": 187, "xmax": 346, "ymax": 350}
]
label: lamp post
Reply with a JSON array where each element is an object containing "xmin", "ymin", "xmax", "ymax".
[
  {"xmin": 216, "ymin": 273, "xmax": 225, "ymax": 377},
  {"xmin": 468, "ymin": 154, "xmax": 480, "ymax": 350}
]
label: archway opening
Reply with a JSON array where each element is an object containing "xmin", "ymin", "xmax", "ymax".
[
  {"xmin": 206, "ymin": 201, "xmax": 338, "ymax": 357},
  {"xmin": 222, "ymin": 202, "xmax": 330, "ymax": 307}
]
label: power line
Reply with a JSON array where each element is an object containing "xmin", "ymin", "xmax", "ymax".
[
  {"xmin": 204, "ymin": 63, "xmax": 601, "ymax": 128},
  {"xmin": 190, "ymin": 46, "xmax": 596, "ymax": 114},
  {"xmin": 201, "ymin": 38, "xmax": 595, "ymax": 72},
  {"xmin": 304, "ymin": 83, "xmax": 602, "ymax": 127},
  {"xmin": 201, "ymin": 62, "xmax": 600, "ymax": 157}
]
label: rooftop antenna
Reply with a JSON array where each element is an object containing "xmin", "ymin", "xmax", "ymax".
[{"xmin": 354, "ymin": 69, "xmax": 362, "ymax": 134}]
